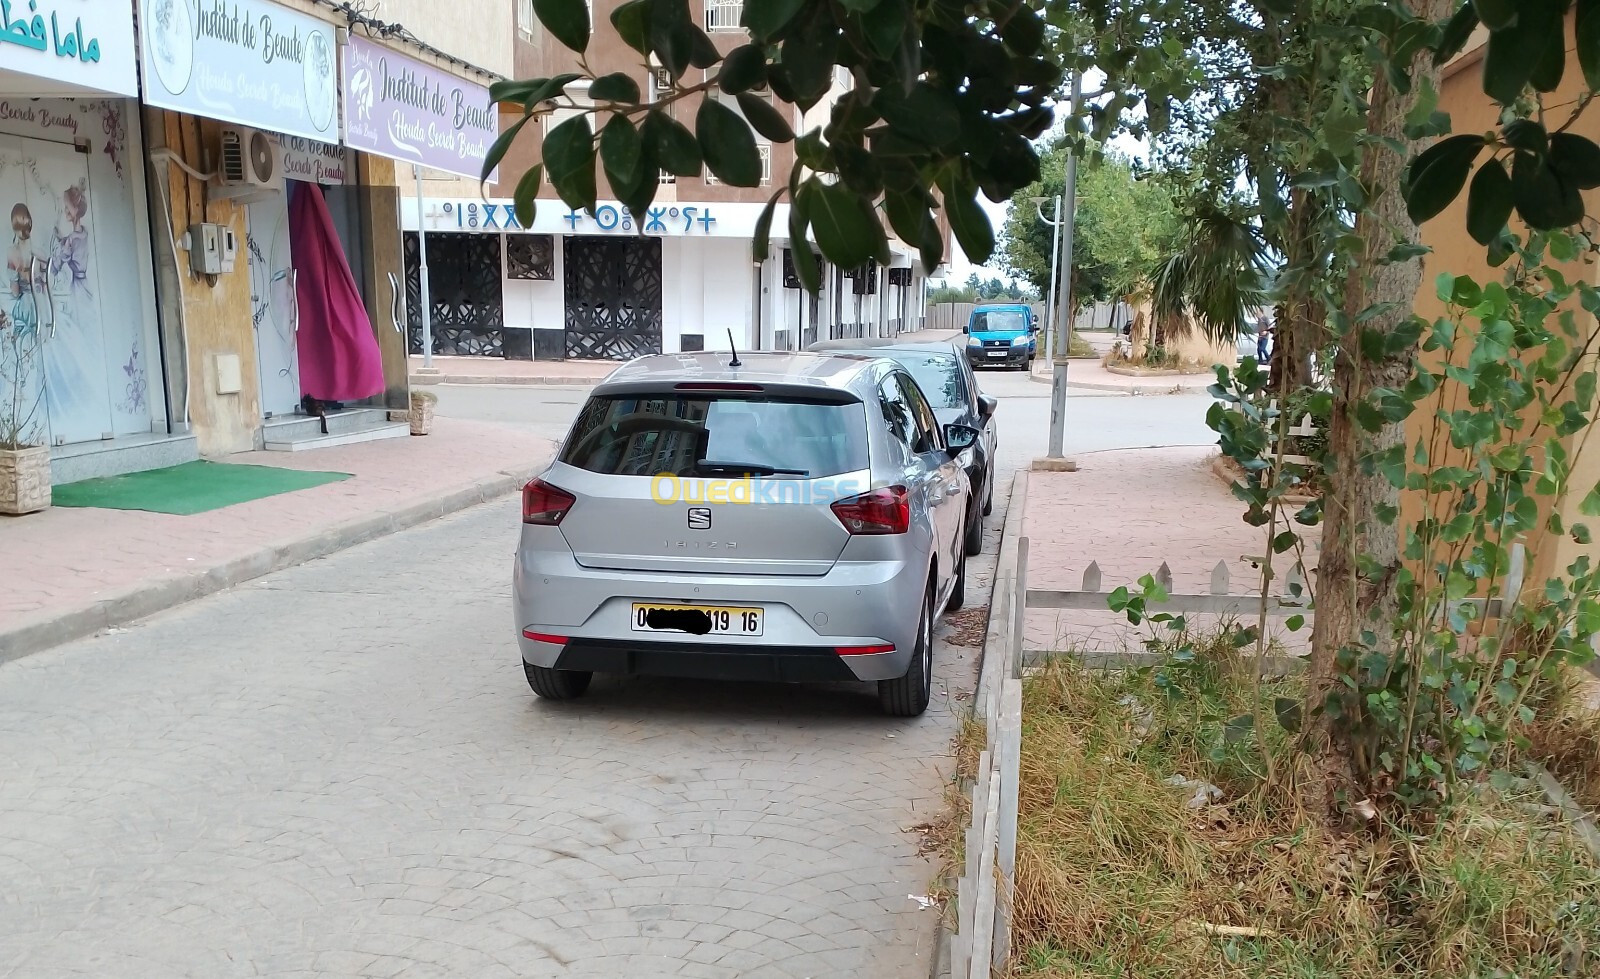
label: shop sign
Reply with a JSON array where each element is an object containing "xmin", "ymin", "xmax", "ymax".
[
  {"xmin": 137, "ymin": 0, "xmax": 339, "ymax": 143},
  {"xmin": 414, "ymin": 199, "xmax": 746, "ymax": 237},
  {"xmin": 278, "ymin": 134, "xmax": 347, "ymax": 184},
  {"xmin": 341, "ymin": 34, "xmax": 497, "ymax": 181},
  {"xmin": 0, "ymin": 0, "xmax": 137, "ymax": 96}
]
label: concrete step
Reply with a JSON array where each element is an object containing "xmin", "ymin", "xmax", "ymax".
[
  {"xmin": 263, "ymin": 408, "xmax": 409, "ymax": 452},
  {"xmin": 50, "ymin": 432, "xmax": 200, "ymax": 485}
]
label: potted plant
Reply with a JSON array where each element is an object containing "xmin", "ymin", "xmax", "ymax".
[
  {"xmin": 408, "ymin": 389, "xmax": 437, "ymax": 436},
  {"xmin": 0, "ymin": 309, "xmax": 49, "ymax": 514}
]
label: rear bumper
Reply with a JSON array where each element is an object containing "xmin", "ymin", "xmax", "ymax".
[
  {"xmin": 513, "ymin": 537, "xmax": 924, "ymax": 682},
  {"xmin": 535, "ymin": 636, "xmax": 884, "ymax": 683}
]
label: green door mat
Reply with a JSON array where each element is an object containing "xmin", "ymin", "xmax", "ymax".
[{"xmin": 52, "ymin": 461, "xmax": 353, "ymax": 515}]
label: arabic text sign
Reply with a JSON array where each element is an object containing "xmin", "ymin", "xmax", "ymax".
[
  {"xmin": 137, "ymin": 0, "xmax": 339, "ymax": 143},
  {"xmin": 0, "ymin": 0, "xmax": 137, "ymax": 96},
  {"xmin": 342, "ymin": 35, "xmax": 497, "ymax": 181}
]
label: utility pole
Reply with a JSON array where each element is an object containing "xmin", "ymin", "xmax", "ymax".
[
  {"xmin": 413, "ymin": 164, "xmax": 434, "ymax": 371},
  {"xmin": 1041, "ymin": 72, "xmax": 1081, "ymax": 470},
  {"xmin": 1032, "ymin": 194, "xmax": 1064, "ymax": 360}
]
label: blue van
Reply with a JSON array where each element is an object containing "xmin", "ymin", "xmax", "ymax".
[{"xmin": 963, "ymin": 303, "xmax": 1039, "ymax": 370}]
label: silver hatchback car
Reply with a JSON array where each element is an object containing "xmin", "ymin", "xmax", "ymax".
[{"xmin": 513, "ymin": 350, "xmax": 977, "ymax": 716}]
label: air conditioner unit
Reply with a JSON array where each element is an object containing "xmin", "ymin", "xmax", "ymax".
[{"xmin": 214, "ymin": 126, "xmax": 282, "ymax": 199}]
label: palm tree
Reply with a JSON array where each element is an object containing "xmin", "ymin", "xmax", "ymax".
[{"xmin": 1147, "ymin": 202, "xmax": 1270, "ymax": 352}]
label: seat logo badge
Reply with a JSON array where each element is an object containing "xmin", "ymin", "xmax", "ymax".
[{"xmin": 687, "ymin": 507, "xmax": 712, "ymax": 530}]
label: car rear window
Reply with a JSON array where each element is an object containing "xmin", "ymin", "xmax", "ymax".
[
  {"xmin": 971, "ymin": 309, "xmax": 1027, "ymax": 333},
  {"xmin": 882, "ymin": 352, "xmax": 964, "ymax": 409},
  {"xmin": 560, "ymin": 393, "xmax": 870, "ymax": 477}
]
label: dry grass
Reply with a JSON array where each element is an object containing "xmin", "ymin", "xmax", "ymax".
[
  {"xmin": 1006, "ymin": 654, "xmax": 1600, "ymax": 978},
  {"xmin": 1521, "ymin": 670, "xmax": 1600, "ymax": 815}
]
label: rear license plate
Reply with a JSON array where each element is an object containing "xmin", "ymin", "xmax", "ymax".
[{"xmin": 631, "ymin": 603, "xmax": 764, "ymax": 636}]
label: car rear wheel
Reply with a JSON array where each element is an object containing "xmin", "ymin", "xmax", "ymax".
[
  {"xmin": 964, "ymin": 505, "xmax": 983, "ymax": 556},
  {"xmin": 879, "ymin": 582, "xmax": 934, "ymax": 717},
  {"xmin": 982, "ymin": 474, "xmax": 994, "ymax": 516},
  {"xmin": 524, "ymin": 662, "xmax": 593, "ymax": 700}
]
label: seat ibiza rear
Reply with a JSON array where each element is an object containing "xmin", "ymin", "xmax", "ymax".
[{"xmin": 513, "ymin": 351, "xmax": 973, "ymax": 716}]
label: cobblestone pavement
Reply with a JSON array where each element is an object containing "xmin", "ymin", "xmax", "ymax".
[
  {"xmin": 1023, "ymin": 446, "xmax": 1320, "ymax": 653},
  {"xmin": 0, "ymin": 494, "xmax": 983, "ymax": 978}
]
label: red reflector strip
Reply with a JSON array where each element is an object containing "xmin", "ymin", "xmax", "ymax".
[
  {"xmin": 522, "ymin": 630, "xmax": 569, "ymax": 645},
  {"xmin": 835, "ymin": 644, "xmax": 895, "ymax": 656}
]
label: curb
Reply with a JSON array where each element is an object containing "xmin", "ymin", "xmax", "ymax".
[
  {"xmin": 411, "ymin": 373, "xmax": 607, "ymax": 387},
  {"xmin": 0, "ymin": 464, "xmax": 545, "ymax": 666},
  {"xmin": 1025, "ymin": 371, "xmax": 1207, "ymax": 395}
]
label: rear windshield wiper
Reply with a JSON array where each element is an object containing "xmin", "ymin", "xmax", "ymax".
[{"xmin": 693, "ymin": 459, "xmax": 810, "ymax": 477}]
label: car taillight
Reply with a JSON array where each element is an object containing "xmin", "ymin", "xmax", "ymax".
[
  {"xmin": 522, "ymin": 478, "xmax": 575, "ymax": 525},
  {"xmin": 831, "ymin": 485, "xmax": 910, "ymax": 535}
]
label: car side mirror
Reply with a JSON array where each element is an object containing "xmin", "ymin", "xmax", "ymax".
[
  {"xmin": 978, "ymin": 395, "xmax": 997, "ymax": 420},
  {"xmin": 945, "ymin": 424, "xmax": 979, "ymax": 456},
  {"xmin": 962, "ymin": 324, "xmax": 970, "ymax": 334}
]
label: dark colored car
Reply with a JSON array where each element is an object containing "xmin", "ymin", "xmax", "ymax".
[{"xmin": 807, "ymin": 339, "xmax": 998, "ymax": 556}]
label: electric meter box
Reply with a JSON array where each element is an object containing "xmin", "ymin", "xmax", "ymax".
[{"xmin": 189, "ymin": 222, "xmax": 237, "ymax": 275}]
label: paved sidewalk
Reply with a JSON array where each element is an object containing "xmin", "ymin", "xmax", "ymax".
[
  {"xmin": 0, "ymin": 418, "xmax": 554, "ymax": 662},
  {"xmin": 1022, "ymin": 446, "xmax": 1317, "ymax": 653},
  {"xmin": 409, "ymin": 330, "xmax": 967, "ymax": 387},
  {"xmin": 1029, "ymin": 357, "xmax": 1218, "ymax": 395}
]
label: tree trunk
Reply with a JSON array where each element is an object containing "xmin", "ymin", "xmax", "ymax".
[
  {"xmin": 1306, "ymin": 0, "xmax": 1454, "ymax": 819},
  {"xmin": 1272, "ymin": 189, "xmax": 1323, "ymax": 398}
]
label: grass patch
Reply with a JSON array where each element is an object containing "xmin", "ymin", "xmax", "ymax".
[{"xmin": 1004, "ymin": 647, "xmax": 1600, "ymax": 978}]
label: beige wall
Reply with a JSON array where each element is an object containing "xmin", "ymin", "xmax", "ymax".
[
  {"xmin": 368, "ymin": 0, "xmax": 514, "ymax": 77},
  {"xmin": 1409, "ymin": 12, "xmax": 1600, "ymax": 594}
]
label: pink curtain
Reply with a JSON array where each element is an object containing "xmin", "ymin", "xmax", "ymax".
[{"xmin": 288, "ymin": 182, "xmax": 385, "ymax": 402}]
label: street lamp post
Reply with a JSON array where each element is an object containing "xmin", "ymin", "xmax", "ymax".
[
  {"xmin": 1039, "ymin": 72, "xmax": 1081, "ymax": 471},
  {"xmin": 1031, "ymin": 193, "xmax": 1065, "ymax": 369}
]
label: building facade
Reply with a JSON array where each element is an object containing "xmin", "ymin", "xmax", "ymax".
[{"xmin": 399, "ymin": 0, "xmax": 944, "ymax": 362}]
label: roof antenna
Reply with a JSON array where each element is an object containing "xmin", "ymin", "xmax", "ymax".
[{"xmin": 727, "ymin": 328, "xmax": 742, "ymax": 368}]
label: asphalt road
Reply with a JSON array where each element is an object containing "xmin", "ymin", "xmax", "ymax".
[{"xmin": 0, "ymin": 367, "xmax": 1218, "ymax": 978}]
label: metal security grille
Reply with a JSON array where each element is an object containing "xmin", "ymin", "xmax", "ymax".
[
  {"xmin": 404, "ymin": 232, "xmax": 504, "ymax": 356},
  {"xmin": 563, "ymin": 235, "xmax": 663, "ymax": 360},
  {"xmin": 506, "ymin": 234, "xmax": 554, "ymax": 279}
]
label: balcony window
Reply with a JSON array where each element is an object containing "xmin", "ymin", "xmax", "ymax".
[{"xmin": 705, "ymin": 0, "xmax": 742, "ymax": 32}]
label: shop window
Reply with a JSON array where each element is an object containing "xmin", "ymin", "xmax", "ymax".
[{"xmin": 507, "ymin": 234, "xmax": 555, "ymax": 280}]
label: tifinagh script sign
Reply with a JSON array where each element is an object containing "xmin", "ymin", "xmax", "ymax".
[
  {"xmin": 137, "ymin": 0, "xmax": 339, "ymax": 143},
  {"xmin": 341, "ymin": 34, "xmax": 498, "ymax": 181}
]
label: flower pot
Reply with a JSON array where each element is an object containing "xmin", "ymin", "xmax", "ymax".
[
  {"xmin": 409, "ymin": 401, "xmax": 434, "ymax": 436},
  {"xmin": 0, "ymin": 445, "xmax": 51, "ymax": 515}
]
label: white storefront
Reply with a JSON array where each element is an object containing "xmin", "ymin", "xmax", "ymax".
[
  {"xmin": 401, "ymin": 196, "xmax": 930, "ymax": 360},
  {"xmin": 0, "ymin": 0, "xmax": 175, "ymax": 481}
]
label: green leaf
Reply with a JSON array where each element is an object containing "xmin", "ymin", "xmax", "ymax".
[
  {"xmin": 736, "ymin": 92, "xmax": 795, "ymax": 143},
  {"xmin": 688, "ymin": 25, "xmax": 720, "ymax": 69},
  {"xmin": 534, "ymin": 0, "xmax": 590, "ymax": 53},
  {"xmin": 1224, "ymin": 714, "xmax": 1255, "ymax": 745},
  {"xmin": 787, "ymin": 201, "xmax": 820, "ymax": 293},
  {"xmin": 1467, "ymin": 158, "xmax": 1514, "ymax": 245},
  {"xmin": 752, "ymin": 193, "xmax": 779, "ymax": 264},
  {"xmin": 1324, "ymin": 107, "xmax": 1364, "ymax": 158},
  {"xmin": 1483, "ymin": 0, "xmax": 1562, "ymax": 104},
  {"xmin": 862, "ymin": 0, "xmax": 907, "ymax": 59},
  {"xmin": 1531, "ymin": 21, "xmax": 1567, "ymax": 92},
  {"xmin": 1580, "ymin": 0, "xmax": 1600, "ymax": 90},
  {"xmin": 1513, "ymin": 151, "xmax": 1585, "ymax": 230},
  {"xmin": 512, "ymin": 163, "xmax": 543, "ymax": 228},
  {"xmin": 1551, "ymin": 132, "xmax": 1600, "ymax": 190},
  {"xmin": 1475, "ymin": 0, "xmax": 1518, "ymax": 32},
  {"xmin": 1435, "ymin": 2, "xmax": 1480, "ymax": 65},
  {"xmin": 542, "ymin": 115, "xmax": 596, "ymax": 211},
  {"xmin": 642, "ymin": 110, "xmax": 702, "ymax": 177},
  {"xmin": 1403, "ymin": 134, "xmax": 1485, "ymax": 223},
  {"xmin": 650, "ymin": 0, "xmax": 693, "ymax": 80},
  {"xmin": 806, "ymin": 181, "xmax": 884, "ymax": 269},
  {"xmin": 938, "ymin": 172, "xmax": 996, "ymax": 266},
  {"xmin": 611, "ymin": 0, "xmax": 650, "ymax": 55},
  {"xmin": 1503, "ymin": 119, "xmax": 1549, "ymax": 159},
  {"xmin": 781, "ymin": 14, "xmax": 839, "ymax": 106},
  {"xmin": 480, "ymin": 113, "xmax": 532, "ymax": 186},
  {"xmin": 588, "ymin": 72, "xmax": 640, "ymax": 104},
  {"xmin": 743, "ymin": 0, "xmax": 806, "ymax": 41},
  {"xmin": 697, "ymin": 98, "xmax": 762, "ymax": 187},
  {"xmin": 718, "ymin": 44, "xmax": 768, "ymax": 94},
  {"xmin": 1274, "ymin": 697, "xmax": 1302, "ymax": 733},
  {"xmin": 600, "ymin": 114, "xmax": 643, "ymax": 190},
  {"xmin": 489, "ymin": 73, "xmax": 581, "ymax": 109},
  {"xmin": 837, "ymin": 0, "xmax": 882, "ymax": 12},
  {"xmin": 1580, "ymin": 484, "xmax": 1600, "ymax": 517}
]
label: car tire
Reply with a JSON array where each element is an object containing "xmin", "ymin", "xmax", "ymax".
[
  {"xmin": 964, "ymin": 504, "xmax": 983, "ymax": 556},
  {"xmin": 524, "ymin": 662, "xmax": 593, "ymax": 700},
  {"xmin": 948, "ymin": 538, "xmax": 968, "ymax": 611},
  {"xmin": 982, "ymin": 474, "xmax": 994, "ymax": 517},
  {"xmin": 879, "ymin": 581, "xmax": 934, "ymax": 717}
]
